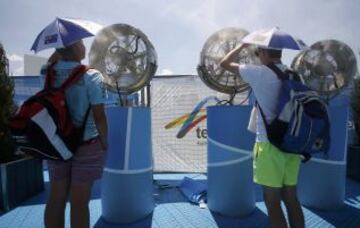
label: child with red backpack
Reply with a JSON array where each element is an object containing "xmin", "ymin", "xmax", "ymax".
[{"xmin": 12, "ymin": 40, "xmax": 108, "ymax": 228}]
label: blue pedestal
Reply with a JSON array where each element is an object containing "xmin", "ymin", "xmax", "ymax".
[
  {"xmin": 298, "ymin": 95, "xmax": 349, "ymax": 210},
  {"xmin": 101, "ymin": 107, "xmax": 154, "ymax": 223},
  {"xmin": 207, "ymin": 105, "xmax": 256, "ymax": 217}
]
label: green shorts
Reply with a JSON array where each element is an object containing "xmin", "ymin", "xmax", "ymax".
[{"xmin": 253, "ymin": 142, "xmax": 301, "ymax": 188}]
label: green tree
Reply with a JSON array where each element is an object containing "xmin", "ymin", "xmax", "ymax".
[{"xmin": 0, "ymin": 42, "xmax": 16, "ymax": 162}]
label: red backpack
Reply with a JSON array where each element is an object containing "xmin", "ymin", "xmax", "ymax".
[{"xmin": 10, "ymin": 63, "xmax": 90, "ymax": 160}]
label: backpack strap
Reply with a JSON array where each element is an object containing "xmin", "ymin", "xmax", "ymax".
[
  {"xmin": 45, "ymin": 63, "xmax": 91, "ymax": 137},
  {"xmin": 61, "ymin": 65, "xmax": 91, "ymax": 135},
  {"xmin": 60, "ymin": 64, "xmax": 90, "ymax": 90},
  {"xmin": 267, "ymin": 63, "xmax": 302, "ymax": 82},
  {"xmin": 301, "ymin": 153, "xmax": 311, "ymax": 163},
  {"xmin": 44, "ymin": 63, "xmax": 90, "ymax": 91},
  {"xmin": 266, "ymin": 63, "xmax": 288, "ymax": 80},
  {"xmin": 80, "ymin": 105, "xmax": 91, "ymax": 136},
  {"xmin": 256, "ymin": 101, "xmax": 268, "ymax": 124}
]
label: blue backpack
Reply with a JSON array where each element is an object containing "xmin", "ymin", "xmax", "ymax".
[{"xmin": 257, "ymin": 63, "xmax": 330, "ymax": 162}]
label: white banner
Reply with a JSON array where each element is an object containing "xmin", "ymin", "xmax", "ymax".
[{"xmin": 151, "ymin": 75, "xmax": 249, "ymax": 172}]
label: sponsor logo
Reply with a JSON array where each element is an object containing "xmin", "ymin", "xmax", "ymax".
[
  {"xmin": 164, "ymin": 96, "xmax": 219, "ymax": 138},
  {"xmin": 165, "ymin": 109, "xmax": 207, "ymax": 138},
  {"xmin": 44, "ymin": 34, "xmax": 58, "ymax": 44},
  {"xmin": 13, "ymin": 135, "xmax": 29, "ymax": 144}
]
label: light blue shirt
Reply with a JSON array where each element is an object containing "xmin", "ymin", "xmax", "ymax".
[{"xmin": 41, "ymin": 61, "xmax": 108, "ymax": 141}]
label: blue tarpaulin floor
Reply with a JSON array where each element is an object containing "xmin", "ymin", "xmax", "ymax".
[{"xmin": 1, "ymin": 172, "xmax": 360, "ymax": 228}]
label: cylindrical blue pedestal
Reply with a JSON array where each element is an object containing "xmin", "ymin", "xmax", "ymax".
[
  {"xmin": 298, "ymin": 95, "xmax": 349, "ymax": 210},
  {"xmin": 101, "ymin": 107, "xmax": 154, "ymax": 223},
  {"xmin": 207, "ymin": 105, "xmax": 256, "ymax": 217}
]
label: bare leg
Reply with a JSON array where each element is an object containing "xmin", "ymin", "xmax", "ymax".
[
  {"xmin": 44, "ymin": 178, "xmax": 70, "ymax": 228},
  {"xmin": 263, "ymin": 186, "xmax": 287, "ymax": 228},
  {"xmin": 282, "ymin": 185, "xmax": 305, "ymax": 228},
  {"xmin": 69, "ymin": 181, "xmax": 94, "ymax": 228}
]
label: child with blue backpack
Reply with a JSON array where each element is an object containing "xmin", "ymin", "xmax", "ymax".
[{"xmin": 221, "ymin": 43, "xmax": 305, "ymax": 228}]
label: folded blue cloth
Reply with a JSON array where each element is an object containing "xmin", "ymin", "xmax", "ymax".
[{"xmin": 179, "ymin": 177, "xmax": 207, "ymax": 204}]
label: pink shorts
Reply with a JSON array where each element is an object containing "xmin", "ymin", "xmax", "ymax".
[{"xmin": 47, "ymin": 138, "xmax": 107, "ymax": 183}]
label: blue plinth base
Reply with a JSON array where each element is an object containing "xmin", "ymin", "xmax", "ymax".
[
  {"xmin": 101, "ymin": 107, "xmax": 154, "ymax": 223},
  {"xmin": 207, "ymin": 105, "xmax": 256, "ymax": 217},
  {"xmin": 101, "ymin": 171, "xmax": 153, "ymax": 223},
  {"xmin": 207, "ymin": 159, "xmax": 254, "ymax": 217},
  {"xmin": 298, "ymin": 96, "xmax": 349, "ymax": 210},
  {"xmin": 298, "ymin": 162, "xmax": 345, "ymax": 210}
]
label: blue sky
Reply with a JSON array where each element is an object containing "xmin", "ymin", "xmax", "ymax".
[{"xmin": 1, "ymin": 0, "xmax": 359, "ymax": 76}]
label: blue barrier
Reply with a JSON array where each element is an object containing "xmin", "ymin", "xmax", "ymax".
[
  {"xmin": 207, "ymin": 105, "xmax": 256, "ymax": 217},
  {"xmin": 101, "ymin": 107, "xmax": 154, "ymax": 223}
]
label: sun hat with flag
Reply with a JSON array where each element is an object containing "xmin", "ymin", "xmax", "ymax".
[
  {"xmin": 31, "ymin": 17, "xmax": 103, "ymax": 53},
  {"xmin": 242, "ymin": 27, "xmax": 307, "ymax": 50}
]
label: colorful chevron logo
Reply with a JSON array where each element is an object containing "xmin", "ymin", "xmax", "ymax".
[
  {"xmin": 165, "ymin": 109, "xmax": 207, "ymax": 138},
  {"xmin": 164, "ymin": 96, "xmax": 220, "ymax": 138}
]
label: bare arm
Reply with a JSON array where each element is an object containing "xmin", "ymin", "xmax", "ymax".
[
  {"xmin": 220, "ymin": 43, "xmax": 249, "ymax": 74},
  {"xmin": 92, "ymin": 104, "xmax": 108, "ymax": 150}
]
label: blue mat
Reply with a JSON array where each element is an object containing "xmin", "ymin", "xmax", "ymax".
[{"xmin": 0, "ymin": 172, "xmax": 360, "ymax": 228}]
